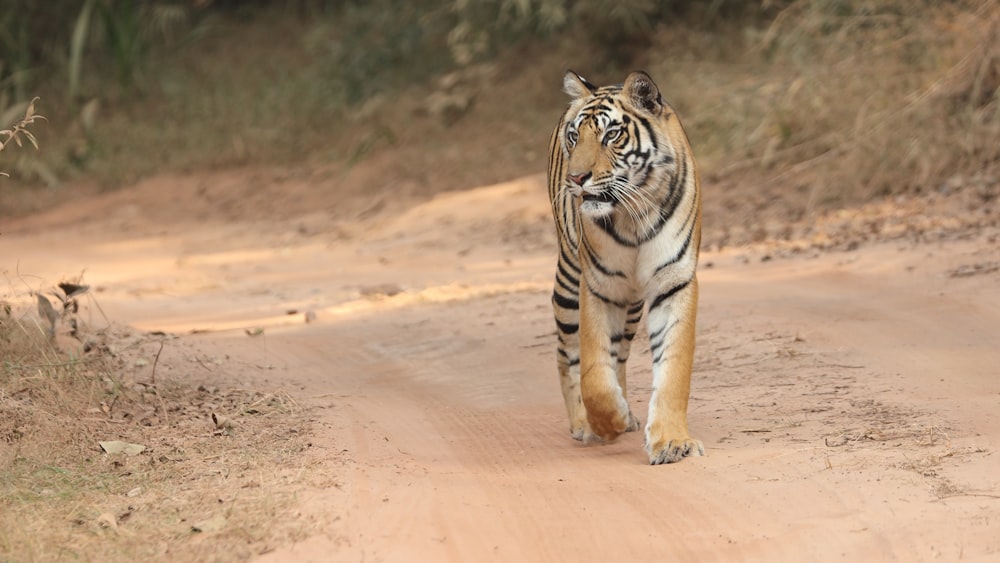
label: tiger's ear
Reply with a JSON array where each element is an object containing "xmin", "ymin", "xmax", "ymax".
[
  {"xmin": 563, "ymin": 70, "xmax": 597, "ymax": 99},
  {"xmin": 623, "ymin": 71, "xmax": 664, "ymax": 115}
]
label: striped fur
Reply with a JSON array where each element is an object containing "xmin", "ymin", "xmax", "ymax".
[{"xmin": 547, "ymin": 70, "xmax": 704, "ymax": 465}]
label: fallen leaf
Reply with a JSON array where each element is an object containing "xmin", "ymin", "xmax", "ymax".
[
  {"xmin": 211, "ymin": 412, "xmax": 235, "ymax": 429},
  {"xmin": 99, "ymin": 440, "xmax": 146, "ymax": 456},
  {"xmin": 58, "ymin": 282, "xmax": 90, "ymax": 299},
  {"xmin": 191, "ymin": 514, "xmax": 227, "ymax": 534},
  {"xmin": 36, "ymin": 293, "xmax": 58, "ymax": 337}
]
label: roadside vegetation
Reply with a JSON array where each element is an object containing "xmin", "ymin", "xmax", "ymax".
[
  {"xmin": 0, "ymin": 284, "xmax": 317, "ymax": 560},
  {"xmin": 0, "ymin": 0, "xmax": 996, "ymax": 211}
]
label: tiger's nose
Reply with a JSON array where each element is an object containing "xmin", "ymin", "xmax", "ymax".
[{"xmin": 567, "ymin": 172, "xmax": 592, "ymax": 186}]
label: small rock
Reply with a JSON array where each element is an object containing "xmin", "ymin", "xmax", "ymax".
[{"xmin": 96, "ymin": 513, "xmax": 118, "ymax": 530}]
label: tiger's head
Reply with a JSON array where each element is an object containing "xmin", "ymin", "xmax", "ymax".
[{"xmin": 560, "ymin": 70, "xmax": 678, "ymax": 219}]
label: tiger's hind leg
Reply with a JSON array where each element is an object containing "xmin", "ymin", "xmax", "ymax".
[
  {"xmin": 557, "ymin": 354, "xmax": 592, "ymax": 441},
  {"xmin": 552, "ymin": 278, "xmax": 593, "ymax": 441},
  {"xmin": 615, "ymin": 300, "xmax": 644, "ymax": 433}
]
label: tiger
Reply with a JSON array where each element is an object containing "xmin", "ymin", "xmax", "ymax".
[{"xmin": 546, "ymin": 70, "xmax": 704, "ymax": 465}]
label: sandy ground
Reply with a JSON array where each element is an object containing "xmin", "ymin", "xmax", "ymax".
[{"xmin": 3, "ymin": 173, "xmax": 1000, "ymax": 561}]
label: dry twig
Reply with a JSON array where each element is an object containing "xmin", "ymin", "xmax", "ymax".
[{"xmin": 0, "ymin": 97, "xmax": 45, "ymax": 177}]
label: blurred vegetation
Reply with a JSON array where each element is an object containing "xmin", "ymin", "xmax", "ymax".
[{"xmin": 0, "ymin": 0, "xmax": 997, "ymax": 214}]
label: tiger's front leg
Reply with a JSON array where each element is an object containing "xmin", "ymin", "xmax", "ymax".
[
  {"xmin": 579, "ymin": 277, "xmax": 632, "ymax": 441},
  {"xmin": 644, "ymin": 277, "xmax": 705, "ymax": 464}
]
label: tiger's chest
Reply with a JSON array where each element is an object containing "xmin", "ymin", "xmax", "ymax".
[{"xmin": 579, "ymin": 211, "xmax": 693, "ymax": 300}]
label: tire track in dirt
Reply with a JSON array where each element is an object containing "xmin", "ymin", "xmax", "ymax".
[
  {"xmin": 252, "ymin": 235, "xmax": 1000, "ymax": 562},
  {"xmin": 255, "ymin": 294, "xmax": 757, "ymax": 562}
]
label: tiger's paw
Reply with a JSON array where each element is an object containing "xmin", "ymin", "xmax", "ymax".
[
  {"xmin": 625, "ymin": 410, "xmax": 641, "ymax": 433},
  {"xmin": 570, "ymin": 420, "xmax": 596, "ymax": 442},
  {"xmin": 645, "ymin": 435, "xmax": 704, "ymax": 465},
  {"xmin": 585, "ymin": 402, "xmax": 631, "ymax": 442}
]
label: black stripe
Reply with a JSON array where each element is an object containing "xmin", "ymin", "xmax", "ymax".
[
  {"xmin": 588, "ymin": 286, "xmax": 627, "ymax": 308},
  {"xmin": 558, "ymin": 348, "xmax": 580, "ymax": 366},
  {"xmin": 556, "ymin": 319, "xmax": 579, "ymax": 335},
  {"xmin": 650, "ymin": 333, "xmax": 665, "ymax": 353},
  {"xmin": 622, "ymin": 146, "xmax": 651, "ymax": 162},
  {"xmin": 649, "ymin": 320, "xmax": 676, "ymax": 356},
  {"xmin": 652, "ymin": 184, "xmax": 698, "ymax": 273},
  {"xmin": 652, "ymin": 219, "xmax": 695, "ymax": 275},
  {"xmin": 637, "ymin": 156, "xmax": 689, "ymax": 244},
  {"xmin": 557, "ymin": 258, "xmax": 580, "ymax": 288},
  {"xmin": 555, "ymin": 274, "xmax": 577, "ymax": 295},
  {"xmin": 552, "ymin": 291, "xmax": 579, "ymax": 310},
  {"xmin": 638, "ymin": 208, "xmax": 669, "ymax": 243},
  {"xmin": 652, "ymin": 349, "xmax": 665, "ymax": 365},
  {"xmin": 651, "ymin": 320, "xmax": 681, "ymax": 365},
  {"xmin": 628, "ymin": 301, "xmax": 644, "ymax": 316},
  {"xmin": 634, "ymin": 113, "xmax": 659, "ymax": 158},
  {"xmin": 649, "ymin": 278, "xmax": 691, "ymax": 312},
  {"xmin": 664, "ymin": 154, "xmax": 689, "ymax": 216},
  {"xmin": 648, "ymin": 325, "xmax": 665, "ymax": 343},
  {"xmin": 651, "ymin": 322, "xmax": 680, "ymax": 365},
  {"xmin": 583, "ymin": 101, "xmax": 615, "ymax": 117},
  {"xmin": 610, "ymin": 333, "xmax": 624, "ymax": 344},
  {"xmin": 559, "ymin": 245, "xmax": 580, "ymax": 270},
  {"xmin": 584, "ymin": 244, "xmax": 626, "ymax": 278},
  {"xmin": 677, "ymin": 186, "xmax": 698, "ymax": 233},
  {"xmin": 593, "ymin": 214, "xmax": 639, "ymax": 248}
]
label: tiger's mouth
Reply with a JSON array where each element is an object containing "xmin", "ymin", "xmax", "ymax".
[{"xmin": 581, "ymin": 190, "xmax": 615, "ymax": 204}]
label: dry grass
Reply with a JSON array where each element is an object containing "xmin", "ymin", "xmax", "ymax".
[
  {"xmin": 648, "ymin": 0, "xmax": 1000, "ymax": 203},
  {"xmin": 2, "ymin": 1, "xmax": 995, "ymax": 224},
  {"xmin": 0, "ymin": 98, "xmax": 45, "ymax": 178},
  {"xmin": 0, "ymin": 283, "xmax": 322, "ymax": 561}
]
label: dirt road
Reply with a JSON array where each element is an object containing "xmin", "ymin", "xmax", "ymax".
[{"xmin": 3, "ymin": 174, "xmax": 999, "ymax": 561}]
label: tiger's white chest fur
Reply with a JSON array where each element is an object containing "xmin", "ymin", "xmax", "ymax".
[{"xmin": 578, "ymin": 177, "xmax": 698, "ymax": 298}]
